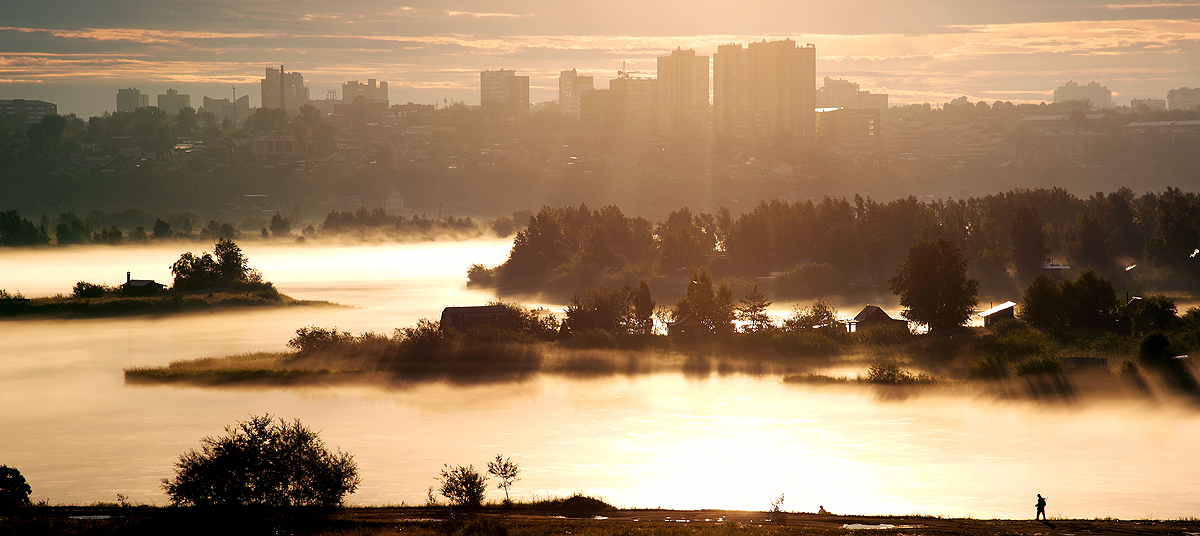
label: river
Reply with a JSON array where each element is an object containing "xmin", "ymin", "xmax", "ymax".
[{"xmin": 1, "ymin": 240, "xmax": 1198, "ymax": 519}]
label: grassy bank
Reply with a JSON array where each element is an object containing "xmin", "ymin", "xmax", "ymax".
[
  {"xmin": 1, "ymin": 503, "xmax": 1197, "ymax": 536},
  {"xmin": 0, "ymin": 291, "xmax": 340, "ymax": 320}
]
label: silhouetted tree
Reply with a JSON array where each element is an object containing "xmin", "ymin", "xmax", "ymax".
[
  {"xmin": 163, "ymin": 414, "xmax": 360, "ymax": 507},
  {"xmin": 0, "ymin": 210, "xmax": 50, "ymax": 246},
  {"xmin": 1060, "ymin": 269, "xmax": 1119, "ymax": 329},
  {"xmin": 563, "ymin": 286, "xmax": 633, "ymax": 335},
  {"xmin": 486, "ymin": 454, "xmax": 520, "ymax": 505},
  {"xmin": 673, "ymin": 270, "xmax": 734, "ymax": 334},
  {"xmin": 269, "ymin": 212, "xmax": 291, "ymax": 237},
  {"xmin": 1010, "ymin": 204, "xmax": 1048, "ymax": 280},
  {"xmin": 0, "ymin": 465, "xmax": 32, "ymax": 509},
  {"xmin": 737, "ymin": 284, "xmax": 773, "ymax": 332},
  {"xmin": 630, "ymin": 280, "xmax": 655, "ymax": 335},
  {"xmin": 1020, "ymin": 273, "xmax": 1061, "ymax": 329},
  {"xmin": 889, "ymin": 238, "xmax": 979, "ymax": 333},
  {"xmin": 152, "ymin": 218, "xmax": 172, "ymax": 239},
  {"xmin": 438, "ymin": 464, "xmax": 486, "ymax": 507}
]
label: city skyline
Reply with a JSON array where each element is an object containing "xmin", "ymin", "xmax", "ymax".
[{"xmin": 1, "ymin": 0, "xmax": 1198, "ymax": 118}]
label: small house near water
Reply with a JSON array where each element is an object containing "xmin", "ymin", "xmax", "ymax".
[
  {"xmin": 978, "ymin": 301, "xmax": 1017, "ymax": 327},
  {"xmin": 120, "ymin": 272, "xmax": 165, "ymax": 296},
  {"xmin": 440, "ymin": 305, "xmax": 516, "ymax": 331},
  {"xmin": 849, "ymin": 305, "xmax": 908, "ymax": 332}
]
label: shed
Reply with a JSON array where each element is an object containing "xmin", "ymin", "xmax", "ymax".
[
  {"xmin": 667, "ymin": 314, "xmax": 709, "ymax": 338},
  {"xmin": 851, "ymin": 305, "xmax": 908, "ymax": 331},
  {"xmin": 979, "ymin": 301, "xmax": 1017, "ymax": 327},
  {"xmin": 439, "ymin": 305, "xmax": 516, "ymax": 331},
  {"xmin": 120, "ymin": 272, "xmax": 165, "ymax": 296}
]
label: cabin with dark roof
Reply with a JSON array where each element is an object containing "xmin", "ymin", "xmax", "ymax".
[
  {"xmin": 120, "ymin": 272, "xmax": 165, "ymax": 296},
  {"xmin": 440, "ymin": 305, "xmax": 516, "ymax": 331},
  {"xmin": 850, "ymin": 305, "xmax": 908, "ymax": 331},
  {"xmin": 667, "ymin": 314, "xmax": 709, "ymax": 337}
]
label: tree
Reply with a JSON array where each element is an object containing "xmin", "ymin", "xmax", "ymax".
[
  {"xmin": 673, "ymin": 270, "xmax": 735, "ymax": 334},
  {"xmin": 0, "ymin": 210, "xmax": 50, "ymax": 246},
  {"xmin": 269, "ymin": 212, "xmax": 291, "ymax": 237},
  {"xmin": 152, "ymin": 218, "xmax": 172, "ymax": 239},
  {"xmin": 889, "ymin": 238, "xmax": 979, "ymax": 333},
  {"xmin": 630, "ymin": 280, "xmax": 655, "ymax": 335},
  {"xmin": 1060, "ymin": 268, "xmax": 1119, "ymax": 329},
  {"xmin": 0, "ymin": 465, "xmax": 32, "ymax": 509},
  {"xmin": 438, "ymin": 464, "xmax": 486, "ymax": 507},
  {"xmin": 1010, "ymin": 204, "xmax": 1048, "ymax": 280},
  {"xmin": 486, "ymin": 454, "xmax": 520, "ymax": 504},
  {"xmin": 162, "ymin": 414, "xmax": 360, "ymax": 507},
  {"xmin": 1020, "ymin": 273, "xmax": 1061, "ymax": 329},
  {"xmin": 563, "ymin": 286, "xmax": 633, "ymax": 335},
  {"xmin": 737, "ymin": 284, "xmax": 773, "ymax": 332}
]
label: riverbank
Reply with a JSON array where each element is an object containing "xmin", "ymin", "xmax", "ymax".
[
  {"xmin": 0, "ymin": 291, "xmax": 343, "ymax": 320},
  {"xmin": 1, "ymin": 505, "xmax": 1196, "ymax": 535}
]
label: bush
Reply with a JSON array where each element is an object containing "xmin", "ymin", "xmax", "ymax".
[
  {"xmin": 72, "ymin": 281, "xmax": 107, "ymax": 298},
  {"xmin": 287, "ymin": 326, "xmax": 354, "ymax": 355},
  {"xmin": 162, "ymin": 414, "xmax": 360, "ymax": 507},
  {"xmin": 865, "ymin": 362, "xmax": 913, "ymax": 384},
  {"xmin": 0, "ymin": 465, "xmax": 32, "ymax": 509},
  {"xmin": 1015, "ymin": 356, "xmax": 1064, "ymax": 376},
  {"xmin": 967, "ymin": 355, "xmax": 1013, "ymax": 380},
  {"xmin": 438, "ymin": 464, "xmax": 486, "ymax": 507}
]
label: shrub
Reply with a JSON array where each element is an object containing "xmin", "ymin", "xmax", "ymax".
[
  {"xmin": 438, "ymin": 464, "xmax": 486, "ymax": 507},
  {"xmin": 73, "ymin": 281, "xmax": 107, "ymax": 298},
  {"xmin": 967, "ymin": 355, "xmax": 1013, "ymax": 380},
  {"xmin": 287, "ymin": 326, "xmax": 354, "ymax": 355},
  {"xmin": 162, "ymin": 414, "xmax": 360, "ymax": 507},
  {"xmin": 0, "ymin": 465, "xmax": 32, "ymax": 509},
  {"xmin": 866, "ymin": 362, "xmax": 913, "ymax": 384},
  {"xmin": 1015, "ymin": 356, "xmax": 1064, "ymax": 376}
]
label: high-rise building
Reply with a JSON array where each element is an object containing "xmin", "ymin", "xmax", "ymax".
[
  {"xmin": 480, "ymin": 69, "xmax": 529, "ymax": 115},
  {"xmin": 610, "ymin": 70, "xmax": 659, "ymax": 144},
  {"xmin": 342, "ymin": 79, "xmax": 388, "ymax": 104},
  {"xmin": 157, "ymin": 88, "xmax": 191, "ymax": 116},
  {"xmin": 657, "ymin": 48, "xmax": 710, "ymax": 139},
  {"xmin": 817, "ymin": 77, "xmax": 888, "ymax": 112},
  {"xmin": 0, "ymin": 99, "xmax": 57, "ymax": 125},
  {"xmin": 713, "ymin": 39, "xmax": 816, "ymax": 151},
  {"xmin": 1167, "ymin": 87, "xmax": 1200, "ymax": 111},
  {"xmin": 261, "ymin": 66, "xmax": 310, "ymax": 112},
  {"xmin": 202, "ymin": 95, "xmax": 250, "ymax": 123},
  {"xmin": 559, "ymin": 69, "xmax": 594, "ymax": 118},
  {"xmin": 1053, "ymin": 81, "xmax": 1112, "ymax": 108},
  {"xmin": 116, "ymin": 88, "xmax": 149, "ymax": 113}
]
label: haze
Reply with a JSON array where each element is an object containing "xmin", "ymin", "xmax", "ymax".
[{"xmin": 3, "ymin": 0, "xmax": 1199, "ymax": 117}]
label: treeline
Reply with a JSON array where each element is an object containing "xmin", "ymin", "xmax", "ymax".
[
  {"xmin": 470, "ymin": 187, "xmax": 1200, "ymax": 301},
  {"xmin": 319, "ymin": 207, "xmax": 523, "ymax": 240}
]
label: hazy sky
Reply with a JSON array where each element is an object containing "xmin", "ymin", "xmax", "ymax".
[{"xmin": 2, "ymin": 0, "xmax": 1198, "ymax": 117}]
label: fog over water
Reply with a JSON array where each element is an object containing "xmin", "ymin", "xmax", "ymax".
[{"xmin": 2, "ymin": 240, "xmax": 1200, "ymax": 519}]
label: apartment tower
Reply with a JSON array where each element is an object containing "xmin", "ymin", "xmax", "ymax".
[
  {"xmin": 657, "ymin": 48, "xmax": 710, "ymax": 139},
  {"xmin": 713, "ymin": 39, "xmax": 816, "ymax": 151}
]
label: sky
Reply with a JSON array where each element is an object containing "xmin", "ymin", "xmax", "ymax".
[{"xmin": 1, "ymin": 0, "xmax": 1198, "ymax": 118}]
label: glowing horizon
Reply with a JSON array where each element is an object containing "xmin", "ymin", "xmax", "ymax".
[{"xmin": 1, "ymin": 0, "xmax": 1197, "ymax": 117}]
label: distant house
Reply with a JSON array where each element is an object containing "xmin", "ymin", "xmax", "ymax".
[
  {"xmin": 667, "ymin": 314, "xmax": 708, "ymax": 337},
  {"xmin": 121, "ymin": 272, "xmax": 165, "ymax": 296},
  {"xmin": 440, "ymin": 305, "xmax": 516, "ymax": 331},
  {"xmin": 1041, "ymin": 262, "xmax": 1071, "ymax": 280},
  {"xmin": 979, "ymin": 301, "xmax": 1017, "ymax": 327},
  {"xmin": 850, "ymin": 305, "xmax": 908, "ymax": 331}
]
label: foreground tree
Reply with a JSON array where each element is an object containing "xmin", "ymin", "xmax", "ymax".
[
  {"xmin": 486, "ymin": 454, "xmax": 520, "ymax": 505},
  {"xmin": 163, "ymin": 414, "xmax": 360, "ymax": 507},
  {"xmin": 889, "ymin": 238, "xmax": 979, "ymax": 333},
  {"xmin": 0, "ymin": 465, "xmax": 32, "ymax": 509},
  {"xmin": 438, "ymin": 464, "xmax": 486, "ymax": 507}
]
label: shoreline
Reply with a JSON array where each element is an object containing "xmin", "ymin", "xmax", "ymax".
[{"xmin": 3, "ymin": 505, "xmax": 1196, "ymax": 535}]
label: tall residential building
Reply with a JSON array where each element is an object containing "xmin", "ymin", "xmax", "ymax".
[
  {"xmin": 342, "ymin": 79, "xmax": 388, "ymax": 104},
  {"xmin": 713, "ymin": 39, "xmax": 816, "ymax": 151},
  {"xmin": 0, "ymin": 99, "xmax": 57, "ymax": 125},
  {"xmin": 156, "ymin": 88, "xmax": 191, "ymax": 116},
  {"xmin": 816, "ymin": 77, "xmax": 888, "ymax": 112},
  {"xmin": 202, "ymin": 95, "xmax": 250, "ymax": 123},
  {"xmin": 261, "ymin": 66, "xmax": 310, "ymax": 112},
  {"xmin": 1167, "ymin": 87, "xmax": 1200, "ymax": 111},
  {"xmin": 1053, "ymin": 80, "xmax": 1112, "ymax": 108},
  {"xmin": 116, "ymin": 88, "xmax": 149, "ymax": 113},
  {"xmin": 480, "ymin": 69, "xmax": 529, "ymax": 115},
  {"xmin": 657, "ymin": 48, "xmax": 710, "ymax": 139},
  {"xmin": 559, "ymin": 69, "xmax": 594, "ymax": 118},
  {"xmin": 579, "ymin": 70, "xmax": 659, "ymax": 155}
]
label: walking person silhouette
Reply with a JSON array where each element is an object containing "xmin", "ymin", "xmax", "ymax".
[{"xmin": 1035, "ymin": 494, "xmax": 1047, "ymax": 521}]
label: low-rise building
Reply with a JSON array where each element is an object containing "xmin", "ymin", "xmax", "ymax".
[{"xmin": 0, "ymin": 99, "xmax": 57, "ymax": 125}]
